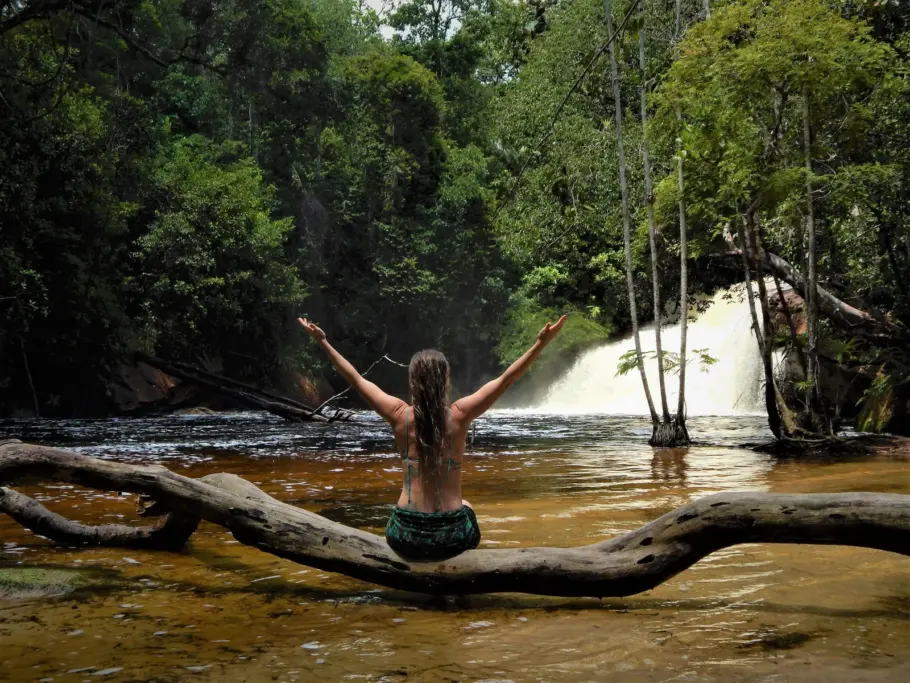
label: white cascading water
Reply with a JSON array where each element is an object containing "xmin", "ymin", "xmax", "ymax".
[{"xmin": 540, "ymin": 284, "xmax": 766, "ymax": 416}]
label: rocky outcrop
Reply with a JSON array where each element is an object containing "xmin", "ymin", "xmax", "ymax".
[{"xmin": 106, "ymin": 362, "xmax": 181, "ymax": 413}]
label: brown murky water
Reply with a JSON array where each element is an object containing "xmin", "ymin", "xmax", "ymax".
[{"xmin": 1, "ymin": 412, "xmax": 908, "ymax": 682}]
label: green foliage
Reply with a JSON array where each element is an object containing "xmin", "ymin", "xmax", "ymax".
[
  {"xmin": 388, "ymin": 0, "xmax": 529, "ymax": 145},
  {"xmin": 856, "ymin": 367, "xmax": 894, "ymax": 433},
  {"xmin": 646, "ymin": 0, "xmax": 909, "ymax": 430},
  {"xmin": 653, "ymin": 0, "xmax": 889, "ymax": 234},
  {"xmin": 491, "ymin": 0, "xmax": 704, "ymax": 333},
  {"xmin": 1, "ymin": 0, "xmax": 908, "ymax": 426},
  {"xmin": 496, "ymin": 299, "xmax": 613, "ymax": 377},
  {"xmin": 0, "ymin": 0, "xmax": 515, "ymax": 413},
  {"xmin": 131, "ymin": 136, "xmax": 305, "ymax": 359},
  {"xmin": 615, "ymin": 348, "xmax": 717, "ymax": 378}
]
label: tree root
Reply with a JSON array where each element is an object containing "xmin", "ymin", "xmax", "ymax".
[
  {"xmin": 1, "ymin": 440, "xmax": 908, "ymax": 598},
  {"xmin": 649, "ymin": 417, "xmax": 691, "ymax": 447}
]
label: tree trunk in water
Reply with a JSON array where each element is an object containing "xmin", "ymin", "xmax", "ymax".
[
  {"xmin": 670, "ymin": 0, "xmax": 692, "ymax": 447},
  {"xmin": 638, "ymin": 13, "xmax": 678, "ymax": 446},
  {"xmin": 802, "ymin": 87, "xmax": 830, "ymax": 435},
  {"xmin": 674, "ymin": 107, "xmax": 691, "ymax": 445},
  {"xmin": 605, "ymin": 0, "xmax": 659, "ymax": 427},
  {"xmin": 0, "ymin": 486, "xmax": 199, "ymax": 549},
  {"xmin": 737, "ymin": 218, "xmax": 784, "ymax": 440},
  {"xmin": 2, "ymin": 441, "xmax": 908, "ymax": 598},
  {"xmin": 748, "ymin": 214, "xmax": 799, "ymax": 438}
]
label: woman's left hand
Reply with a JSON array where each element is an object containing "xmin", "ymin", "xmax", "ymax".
[{"xmin": 297, "ymin": 318, "xmax": 327, "ymax": 342}]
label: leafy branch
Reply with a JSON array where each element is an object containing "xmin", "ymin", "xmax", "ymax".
[{"xmin": 616, "ymin": 348, "xmax": 717, "ymax": 378}]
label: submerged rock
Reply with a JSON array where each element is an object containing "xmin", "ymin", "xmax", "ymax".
[{"xmin": 0, "ymin": 566, "xmax": 122, "ymax": 601}]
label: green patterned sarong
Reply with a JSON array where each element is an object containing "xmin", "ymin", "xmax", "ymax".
[{"xmin": 385, "ymin": 505, "xmax": 481, "ymax": 560}]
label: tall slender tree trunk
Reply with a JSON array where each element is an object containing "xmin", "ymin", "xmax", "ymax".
[
  {"xmin": 751, "ymin": 213, "xmax": 799, "ymax": 438},
  {"xmin": 248, "ymin": 101, "xmax": 257, "ymax": 163},
  {"xmin": 671, "ymin": 0, "xmax": 697, "ymax": 447},
  {"xmin": 638, "ymin": 9, "xmax": 678, "ymax": 446},
  {"xmin": 738, "ymin": 216, "xmax": 783, "ymax": 440},
  {"xmin": 19, "ymin": 338, "xmax": 39, "ymax": 418},
  {"xmin": 802, "ymin": 86, "xmax": 828, "ymax": 434},
  {"xmin": 604, "ymin": 0, "xmax": 659, "ymax": 426},
  {"xmin": 674, "ymin": 108, "xmax": 690, "ymax": 444},
  {"xmin": 704, "ymin": 0, "xmax": 712, "ymax": 19},
  {"xmin": 638, "ymin": 23, "xmax": 669, "ymax": 412}
]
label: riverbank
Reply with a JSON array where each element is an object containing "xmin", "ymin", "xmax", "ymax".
[{"xmin": 749, "ymin": 434, "xmax": 910, "ymax": 458}]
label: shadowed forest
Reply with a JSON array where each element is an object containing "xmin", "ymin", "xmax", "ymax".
[{"xmin": 1, "ymin": 0, "xmax": 908, "ymax": 442}]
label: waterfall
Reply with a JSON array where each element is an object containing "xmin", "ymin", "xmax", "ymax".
[{"xmin": 539, "ymin": 285, "xmax": 766, "ymax": 416}]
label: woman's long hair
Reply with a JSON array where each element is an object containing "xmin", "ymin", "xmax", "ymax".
[{"xmin": 408, "ymin": 349, "xmax": 450, "ymax": 470}]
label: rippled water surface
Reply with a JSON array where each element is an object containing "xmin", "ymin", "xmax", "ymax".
[{"xmin": 1, "ymin": 412, "xmax": 908, "ymax": 682}]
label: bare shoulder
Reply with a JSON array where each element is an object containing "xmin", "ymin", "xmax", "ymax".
[
  {"xmin": 391, "ymin": 401, "xmax": 411, "ymax": 429},
  {"xmin": 450, "ymin": 402, "xmax": 471, "ymax": 432}
]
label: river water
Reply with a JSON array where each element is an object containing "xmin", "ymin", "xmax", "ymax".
[{"xmin": 1, "ymin": 411, "xmax": 908, "ymax": 682}]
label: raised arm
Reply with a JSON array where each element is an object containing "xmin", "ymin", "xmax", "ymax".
[
  {"xmin": 298, "ymin": 318, "xmax": 407, "ymax": 424},
  {"xmin": 453, "ymin": 315, "xmax": 567, "ymax": 423}
]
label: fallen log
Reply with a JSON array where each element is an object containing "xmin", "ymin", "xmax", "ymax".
[
  {"xmin": 163, "ymin": 358, "xmax": 335, "ymax": 417},
  {"xmin": 1, "ymin": 440, "xmax": 908, "ymax": 598},
  {"xmin": 135, "ymin": 354, "xmax": 354, "ymax": 423},
  {"xmin": 723, "ymin": 237, "xmax": 902, "ymax": 338},
  {"xmin": 760, "ymin": 250, "xmax": 900, "ymax": 335}
]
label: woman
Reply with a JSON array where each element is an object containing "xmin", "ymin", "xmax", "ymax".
[{"xmin": 297, "ymin": 314, "xmax": 567, "ymax": 560}]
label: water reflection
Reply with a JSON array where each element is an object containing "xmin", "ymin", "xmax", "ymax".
[
  {"xmin": 650, "ymin": 447, "xmax": 689, "ymax": 484},
  {"xmin": 1, "ymin": 411, "xmax": 908, "ymax": 683}
]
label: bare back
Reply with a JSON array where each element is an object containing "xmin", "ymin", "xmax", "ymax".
[
  {"xmin": 299, "ymin": 315, "xmax": 566, "ymax": 514},
  {"xmin": 393, "ymin": 406, "xmax": 468, "ymax": 512}
]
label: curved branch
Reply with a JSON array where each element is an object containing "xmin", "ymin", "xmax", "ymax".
[
  {"xmin": 723, "ymin": 233, "xmax": 902, "ymax": 338},
  {"xmin": 761, "ymin": 250, "xmax": 896, "ymax": 334},
  {"xmin": 312, "ymin": 354, "xmax": 407, "ymax": 416},
  {"xmin": 1, "ymin": 440, "xmax": 907, "ymax": 598},
  {"xmin": 0, "ymin": 486, "xmax": 199, "ymax": 549}
]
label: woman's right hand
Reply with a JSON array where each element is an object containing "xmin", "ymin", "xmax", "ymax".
[
  {"xmin": 537, "ymin": 314, "xmax": 568, "ymax": 344},
  {"xmin": 297, "ymin": 318, "xmax": 327, "ymax": 343}
]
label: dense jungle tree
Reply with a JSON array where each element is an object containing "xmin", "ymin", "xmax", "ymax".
[{"xmin": 0, "ymin": 0, "xmax": 907, "ymax": 439}]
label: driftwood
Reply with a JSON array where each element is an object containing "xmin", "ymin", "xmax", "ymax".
[
  {"xmin": 135, "ymin": 354, "xmax": 355, "ymax": 423},
  {"xmin": 723, "ymin": 238, "xmax": 901, "ymax": 338},
  {"xmin": 1, "ymin": 440, "xmax": 908, "ymax": 598},
  {"xmin": 759, "ymin": 250, "xmax": 900, "ymax": 335},
  {"xmin": 0, "ymin": 486, "xmax": 199, "ymax": 549}
]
